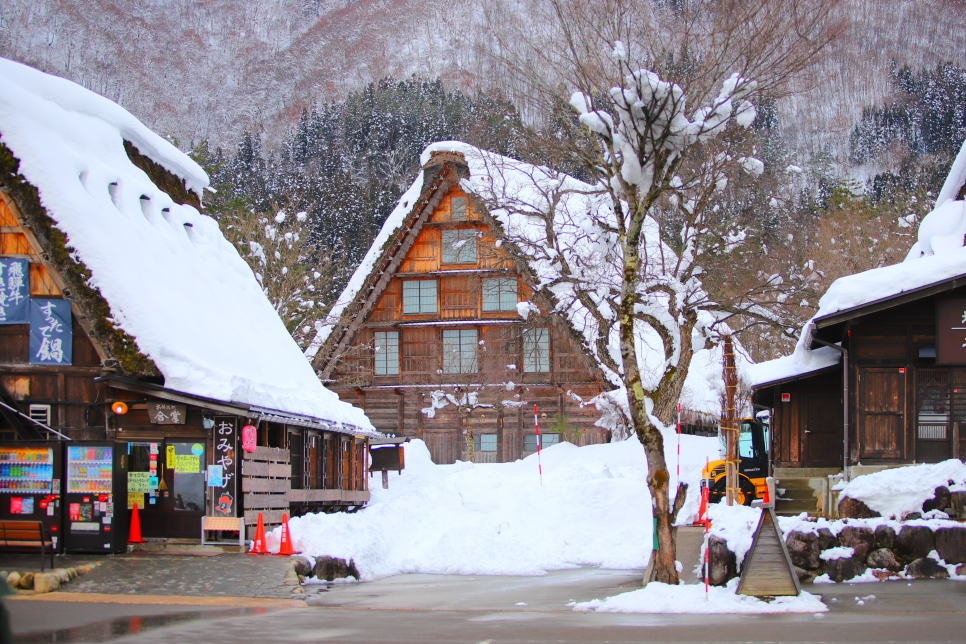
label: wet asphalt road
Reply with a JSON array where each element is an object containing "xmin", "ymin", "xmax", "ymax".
[{"xmin": 10, "ymin": 570, "xmax": 966, "ymax": 643}]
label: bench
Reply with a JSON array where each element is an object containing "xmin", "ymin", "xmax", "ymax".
[
  {"xmin": 0, "ymin": 520, "xmax": 54, "ymax": 571},
  {"xmin": 200, "ymin": 516, "xmax": 245, "ymax": 548}
]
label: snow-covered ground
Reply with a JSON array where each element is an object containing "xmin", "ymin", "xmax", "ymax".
[
  {"xmin": 270, "ymin": 434, "xmax": 717, "ymax": 579},
  {"xmin": 267, "ymin": 433, "xmax": 833, "ymax": 613}
]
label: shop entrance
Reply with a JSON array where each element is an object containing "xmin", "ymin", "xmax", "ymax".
[{"xmin": 127, "ymin": 439, "xmax": 206, "ymax": 539}]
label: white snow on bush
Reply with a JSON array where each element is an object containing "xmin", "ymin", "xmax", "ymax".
[
  {"xmin": 268, "ymin": 434, "xmax": 718, "ymax": 579},
  {"xmin": 838, "ymin": 459, "xmax": 966, "ymax": 519},
  {"xmin": 0, "ymin": 58, "xmax": 371, "ymax": 430},
  {"xmin": 573, "ymin": 578, "xmax": 827, "ymax": 614}
]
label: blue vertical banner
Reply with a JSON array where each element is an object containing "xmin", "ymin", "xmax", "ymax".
[
  {"xmin": 29, "ymin": 298, "xmax": 72, "ymax": 365},
  {"xmin": 0, "ymin": 258, "xmax": 29, "ymax": 324}
]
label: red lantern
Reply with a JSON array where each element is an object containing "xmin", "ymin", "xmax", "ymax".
[{"xmin": 242, "ymin": 425, "xmax": 257, "ymax": 452}]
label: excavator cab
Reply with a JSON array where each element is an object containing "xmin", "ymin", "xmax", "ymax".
[{"xmin": 701, "ymin": 417, "xmax": 769, "ymax": 505}]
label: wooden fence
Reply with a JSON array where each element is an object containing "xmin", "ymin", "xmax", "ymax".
[{"xmin": 241, "ymin": 446, "xmax": 291, "ymax": 539}]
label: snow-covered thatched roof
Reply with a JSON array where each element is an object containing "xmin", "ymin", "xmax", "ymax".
[
  {"xmin": 0, "ymin": 57, "xmax": 372, "ymax": 433},
  {"xmin": 313, "ymin": 141, "xmax": 736, "ymax": 422},
  {"xmin": 750, "ymin": 139, "xmax": 966, "ymax": 388}
]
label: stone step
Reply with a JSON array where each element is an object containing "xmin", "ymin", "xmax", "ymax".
[
  {"xmin": 775, "ymin": 498, "xmax": 820, "ymax": 515},
  {"xmin": 777, "ymin": 487, "xmax": 821, "ymax": 501}
]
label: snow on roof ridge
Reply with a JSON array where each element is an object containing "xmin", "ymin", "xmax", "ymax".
[{"xmin": 0, "ymin": 57, "xmax": 208, "ymax": 194}]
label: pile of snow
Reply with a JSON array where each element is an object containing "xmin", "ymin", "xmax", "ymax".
[
  {"xmin": 837, "ymin": 460, "xmax": 966, "ymax": 519},
  {"xmin": 0, "ymin": 58, "xmax": 370, "ymax": 430},
  {"xmin": 706, "ymin": 503, "xmax": 762, "ymax": 566},
  {"xmin": 270, "ymin": 433, "xmax": 718, "ymax": 579},
  {"xmin": 572, "ymin": 579, "xmax": 827, "ymax": 614}
]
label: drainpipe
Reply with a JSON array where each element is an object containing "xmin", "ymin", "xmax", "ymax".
[{"xmin": 813, "ymin": 336, "xmax": 850, "ymax": 482}]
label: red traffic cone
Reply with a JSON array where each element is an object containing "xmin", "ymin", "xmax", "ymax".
[
  {"xmin": 128, "ymin": 503, "xmax": 144, "ymax": 544},
  {"xmin": 248, "ymin": 512, "xmax": 268, "ymax": 554},
  {"xmin": 275, "ymin": 513, "xmax": 298, "ymax": 556},
  {"xmin": 693, "ymin": 486, "xmax": 710, "ymax": 527}
]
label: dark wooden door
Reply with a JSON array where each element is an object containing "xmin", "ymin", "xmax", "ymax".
[
  {"xmin": 858, "ymin": 368, "xmax": 904, "ymax": 459},
  {"xmin": 802, "ymin": 390, "xmax": 843, "ymax": 467}
]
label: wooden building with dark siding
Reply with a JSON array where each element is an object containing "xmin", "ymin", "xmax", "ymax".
[
  {"xmin": 316, "ymin": 151, "xmax": 612, "ymax": 463},
  {"xmin": 0, "ymin": 59, "xmax": 374, "ymax": 544},
  {"xmin": 755, "ymin": 279, "xmax": 966, "ymax": 475}
]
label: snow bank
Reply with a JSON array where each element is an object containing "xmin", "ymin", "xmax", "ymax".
[
  {"xmin": 838, "ymin": 460, "xmax": 966, "ymax": 519},
  {"xmin": 572, "ymin": 578, "xmax": 827, "ymax": 614},
  {"xmin": 0, "ymin": 58, "xmax": 371, "ymax": 431},
  {"xmin": 270, "ymin": 433, "xmax": 718, "ymax": 579}
]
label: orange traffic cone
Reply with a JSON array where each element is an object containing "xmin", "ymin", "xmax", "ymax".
[
  {"xmin": 275, "ymin": 513, "xmax": 298, "ymax": 556},
  {"xmin": 693, "ymin": 486, "xmax": 710, "ymax": 527},
  {"xmin": 248, "ymin": 512, "xmax": 267, "ymax": 554},
  {"xmin": 762, "ymin": 483, "xmax": 770, "ymax": 505},
  {"xmin": 128, "ymin": 503, "xmax": 144, "ymax": 544}
]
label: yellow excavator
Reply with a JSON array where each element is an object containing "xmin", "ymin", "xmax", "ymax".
[{"xmin": 701, "ymin": 417, "xmax": 769, "ymax": 506}]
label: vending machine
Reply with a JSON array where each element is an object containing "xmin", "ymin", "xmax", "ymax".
[
  {"xmin": 63, "ymin": 442, "xmax": 127, "ymax": 553},
  {"xmin": 0, "ymin": 441, "xmax": 64, "ymax": 552}
]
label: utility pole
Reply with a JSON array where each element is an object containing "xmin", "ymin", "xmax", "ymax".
[{"xmin": 723, "ymin": 335, "xmax": 738, "ymax": 505}]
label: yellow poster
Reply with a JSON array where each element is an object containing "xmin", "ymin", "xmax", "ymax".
[
  {"xmin": 127, "ymin": 472, "xmax": 150, "ymax": 493},
  {"xmin": 166, "ymin": 445, "xmax": 176, "ymax": 469},
  {"xmin": 127, "ymin": 492, "xmax": 145, "ymax": 510},
  {"xmin": 174, "ymin": 454, "xmax": 200, "ymax": 474}
]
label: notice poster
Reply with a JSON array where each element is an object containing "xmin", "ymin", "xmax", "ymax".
[
  {"xmin": 127, "ymin": 493, "xmax": 144, "ymax": 510},
  {"xmin": 69, "ymin": 502, "xmax": 80, "ymax": 521},
  {"xmin": 21, "ymin": 497, "xmax": 33, "ymax": 514},
  {"xmin": 174, "ymin": 454, "xmax": 200, "ymax": 473},
  {"xmin": 127, "ymin": 472, "xmax": 150, "ymax": 493},
  {"xmin": 10, "ymin": 497, "xmax": 21, "ymax": 514},
  {"xmin": 166, "ymin": 445, "xmax": 176, "ymax": 469}
]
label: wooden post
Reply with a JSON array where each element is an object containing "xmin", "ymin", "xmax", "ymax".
[
  {"xmin": 723, "ymin": 336, "xmax": 738, "ymax": 505},
  {"xmin": 382, "ymin": 470, "xmax": 389, "ymax": 489},
  {"xmin": 953, "ymin": 422, "xmax": 961, "ymax": 460}
]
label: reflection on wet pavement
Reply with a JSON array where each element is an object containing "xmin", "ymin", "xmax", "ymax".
[{"xmin": 18, "ymin": 607, "xmax": 268, "ymax": 644}]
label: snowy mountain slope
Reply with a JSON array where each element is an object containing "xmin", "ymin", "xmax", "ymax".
[{"xmin": 2, "ymin": 0, "xmax": 963, "ymax": 167}]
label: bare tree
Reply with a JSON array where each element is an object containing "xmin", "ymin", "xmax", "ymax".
[{"xmin": 478, "ymin": 0, "xmax": 843, "ymax": 585}]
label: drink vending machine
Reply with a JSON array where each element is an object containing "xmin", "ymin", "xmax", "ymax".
[
  {"xmin": 0, "ymin": 441, "xmax": 64, "ymax": 552},
  {"xmin": 63, "ymin": 442, "xmax": 127, "ymax": 553}
]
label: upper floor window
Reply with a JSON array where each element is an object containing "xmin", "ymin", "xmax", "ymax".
[
  {"xmin": 441, "ymin": 228, "xmax": 477, "ymax": 264},
  {"xmin": 451, "ymin": 196, "xmax": 467, "ymax": 221},
  {"xmin": 442, "ymin": 328, "xmax": 478, "ymax": 373},
  {"xmin": 482, "ymin": 277, "xmax": 517, "ymax": 312},
  {"xmin": 373, "ymin": 331, "xmax": 399, "ymax": 376},
  {"xmin": 403, "ymin": 280, "xmax": 437, "ymax": 314},
  {"xmin": 523, "ymin": 327, "xmax": 550, "ymax": 373}
]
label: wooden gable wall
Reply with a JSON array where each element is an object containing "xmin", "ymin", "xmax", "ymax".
[{"xmin": 326, "ymin": 185, "xmax": 610, "ymax": 463}]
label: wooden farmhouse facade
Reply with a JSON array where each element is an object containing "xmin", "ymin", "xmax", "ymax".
[
  {"xmin": 751, "ymin": 146, "xmax": 966, "ymax": 492},
  {"xmin": 0, "ymin": 59, "xmax": 374, "ymax": 548},
  {"xmin": 316, "ymin": 151, "xmax": 613, "ymax": 464}
]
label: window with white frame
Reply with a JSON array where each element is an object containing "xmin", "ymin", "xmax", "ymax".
[
  {"xmin": 482, "ymin": 277, "xmax": 517, "ymax": 311},
  {"xmin": 402, "ymin": 280, "xmax": 437, "ymax": 314},
  {"xmin": 373, "ymin": 331, "xmax": 399, "ymax": 376},
  {"xmin": 474, "ymin": 433, "xmax": 497, "ymax": 452},
  {"xmin": 523, "ymin": 327, "xmax": 550, "ymax": 372},
  {"xmin": 441, "ymin": 228, "xmax": 477, "ymax": 264},
  {"xmin": 451, "ymin": 195, "xmax": 467, "ymax": 221},
  {"xmin": 442, "ymin": 328, "xmax": 478, "ymax": 373}
]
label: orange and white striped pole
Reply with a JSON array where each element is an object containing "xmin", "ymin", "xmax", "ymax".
[{"xmin": 534, "ymin": 404, "xmax": 543, "ymax": 485}]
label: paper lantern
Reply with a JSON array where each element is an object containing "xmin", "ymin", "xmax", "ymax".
[
  {"xmin": 242, "ymin": 425, "xmax": 257, "ymax": 452},
  {"xmin": 111, "ymin": 401, "xmax": 129, "ymax": 415}
]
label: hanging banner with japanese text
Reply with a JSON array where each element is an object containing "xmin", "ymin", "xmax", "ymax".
[
  {"xmin": 210, "ymin": 416, "xmax": 237, "ymax": 517},
  {"xmin": 29, "ymin": 298, "xmax": 72, "ymax": 365},
  {"xmin": 0, "ymin": 258, "xmax": 29, "ymax": 324}
]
